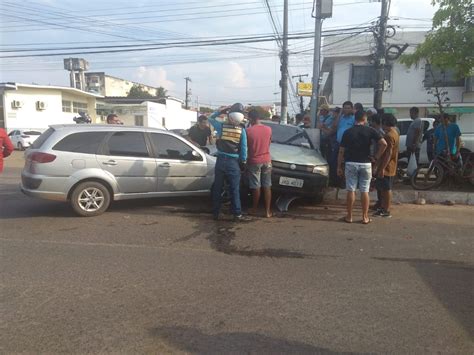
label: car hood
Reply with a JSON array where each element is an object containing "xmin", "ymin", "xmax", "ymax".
[{"xmin": 270, "ymin": 143, "xmax": 327, "ymax": 166}]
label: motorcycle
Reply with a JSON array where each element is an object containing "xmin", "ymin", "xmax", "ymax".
[{"xmin": 73, "ymin": 111, "xmax": 92, "ymax": 124}]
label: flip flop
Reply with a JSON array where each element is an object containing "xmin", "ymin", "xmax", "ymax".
[
  {"xmin": 361, "ymin": 218, "xmax": 372, "ymax": 225},
  {"xmin": 340, "ymin": 217, "xmax": 352, "ymax": 223}
]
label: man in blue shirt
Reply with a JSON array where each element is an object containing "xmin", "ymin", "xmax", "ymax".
[
  {"xmin": 317, "ymin": 104, "xmax": 334, "ymax": 160},
  {"xmin": 434, "ymin": 113, "xmax": 462, "ymax": 158},
  {"xmin": 329, "ymin": 101, "xmax": 355, "ymax": 186},
  {"xmin": 208, "ymin": 103, "xmax": 248, "ymax": 222}
]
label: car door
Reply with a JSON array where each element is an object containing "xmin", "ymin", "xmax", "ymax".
[
  {"xmin": 148, "ymin": 132, "xmax": 212, "ymax": 192},
  {"xmin": 96, "ymin": 131, "xmax": 158, "ymax": 194}
]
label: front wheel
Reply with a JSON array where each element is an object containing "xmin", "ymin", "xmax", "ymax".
[
  {"xmin": 410, "ymin": 163, "xmax": 444, "ymax": 190},
  {"xmin": 18, "ymin": 142, "xmax": 25, "ymax": 151},
  {"xmin": 70, "ymin": 181, "xmax": 111, "ymax": 217}
]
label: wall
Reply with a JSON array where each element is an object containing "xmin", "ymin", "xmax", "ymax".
[
  {"xmin": 331, "ymin": 59, "xmax": 467, "ymax": 108},
  {"xmin": 3, "ymin": 87, "xmax": 97, "ymax": 132},
  {"xmin": 147, "ymin": 100, "xmax": 197, "ymax": 130},
  {"xmin": 103, "ymin": 76, "xmax": 157, "ymax": 97}
]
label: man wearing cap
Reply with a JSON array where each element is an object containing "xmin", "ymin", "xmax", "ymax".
[
  {"xmin": 317, "ymin": 104, "xmax": 334, "ymax": 160},
  {"xmin": 208, "ymin": 103, "xmax": 249, "ymax": 222}
]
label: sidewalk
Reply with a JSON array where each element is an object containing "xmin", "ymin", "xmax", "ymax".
[{"xmin": 324, "ymin": 186, "xmax": 474, "ymax": 206}]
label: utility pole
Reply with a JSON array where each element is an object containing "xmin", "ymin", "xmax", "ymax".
[
  {"xmin": 184, "ymin": 77, "xmax": 192, "ymax": 109},
  {"xmin": 280, "ymin": 0, "xmax": 289, "ymax": 124},
  {"xmin": 292, "ymin": 74, "xmax": 309, "ymax": 115},
  {"xmin": 309, "ymin": 0, "xmax": 323, "ymax": 128},
  {"xmin": 373, "ymin": 0, "xmax": 389, "ymax": 110}
]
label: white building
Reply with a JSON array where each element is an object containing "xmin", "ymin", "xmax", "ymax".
[
  {"xmin": 97, "ymin": 97, "xmax": 198, "ymax": 130},
  {"xmin": 321, "ymin": 31, "xmax": 474, "ymax": 120},
  {"xmin": 85, "ymin": 72, "xmax": 159, "ymax": 97},
  {"xmin": 0, "ymin": 82, "xmax": 102, "ymax": 132}
]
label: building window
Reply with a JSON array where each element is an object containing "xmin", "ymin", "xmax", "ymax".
[
  {"xmin": 90, "ymin": 76, "xmax": 99, "ymax": 84},
  {"xmin": 424, "ymin": 64, "xmax": 464, "ymax": 87},
  {"xmin": 72, "ymin": 101, "xmax": 88, "ymax": 113},
  {"xmin": 351, "ymin": 65, "xmax": 391, "ymax": 88},
  {"xmin": 62, "ymin": 100, "xmax": 72, "ymax": 112},
  {"xmin": 135, "ymin": 115, "xmax": 144, "ymax": 126}
]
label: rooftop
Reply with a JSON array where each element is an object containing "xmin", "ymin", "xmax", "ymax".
[{"xmin": 0, "ymin": 82, "xmax": 103, "ymax": 98}]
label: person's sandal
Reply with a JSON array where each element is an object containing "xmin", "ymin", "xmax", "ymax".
[{"xmin": 361, "ymin": 218, "xmax": 372, "ymax": 225}]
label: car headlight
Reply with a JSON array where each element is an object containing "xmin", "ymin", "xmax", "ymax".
[{"xmin": 312, "ymin": 165, "xmax": 329, "ymax": 176}]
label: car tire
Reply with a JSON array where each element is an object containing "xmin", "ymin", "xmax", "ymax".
[
  {"xmin": 70, "ymin": 181, "xmax": 111, "ymax": 217},
  {"xmin": 18, "ymin": 142, "xmax": 24, "ymax": 151}
]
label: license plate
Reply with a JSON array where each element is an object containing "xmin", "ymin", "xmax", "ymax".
[{"xmin": 279, "ymin": 176, "xmax": 304, "ymax": 188}]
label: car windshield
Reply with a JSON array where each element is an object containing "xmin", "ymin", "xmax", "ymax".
[
  {"xmin": 23, "ymin": 131, "xmax": 42, "ymax": 135},
  {"xmin": 263, "ymin": 122, "xmax": 312, "ymax": 148}
]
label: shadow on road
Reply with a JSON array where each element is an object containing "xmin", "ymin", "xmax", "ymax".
[
  {"xmin": 148, "ymin": 326, "xmax": 364, "ymax": 354},
  {"xmin": 373, "ymin": 257, "xmax": 474, "ymax": 338}
]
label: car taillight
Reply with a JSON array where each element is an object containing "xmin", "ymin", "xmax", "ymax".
[
  {"xmin": 21, "ymin": 135, "xmax": 30, "ymax": 138},
  {"xmin": 29, "ymin": 152, "xmax": 56, "ymax": 163}
]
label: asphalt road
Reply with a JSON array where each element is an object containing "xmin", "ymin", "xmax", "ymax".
[{"xmin": 1, "ymin": 151, "xmax": 473, "ymax": 354}]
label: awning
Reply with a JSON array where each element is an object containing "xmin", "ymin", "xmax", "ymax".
[{"xmin": 427, "ymin": 107, "xmax": 474, "ymax": 114}]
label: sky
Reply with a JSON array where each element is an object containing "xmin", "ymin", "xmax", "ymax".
[{"xmin": 0, "ymin": 0, "xmax": 436, "ymax": 113}]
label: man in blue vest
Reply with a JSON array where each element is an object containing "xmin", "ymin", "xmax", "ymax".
[{"xmin": 208, "ymin": 103, "xmax": 249, "ymax": 222}]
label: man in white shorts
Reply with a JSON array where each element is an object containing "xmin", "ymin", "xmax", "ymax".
[{"xmin": 337, "ymin": 111, "xmax": 387, "ymax": 224}]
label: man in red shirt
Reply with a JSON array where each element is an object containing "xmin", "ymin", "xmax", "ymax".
[
  {"xmin": 246, "ymin": 109, "xmax": 273, "ymax": 217},
  {"xmin": 0, "ymin": 128, "xmax": 14, "ymax": 174}
]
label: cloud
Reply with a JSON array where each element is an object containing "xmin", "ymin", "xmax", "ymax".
[
  {"xmin": 226, "ymin": 62, "xmax": 249, "ymax": 89},
  {"xmin": 134, "ymin": 66, "xmax": 175, "ymax": 90}
]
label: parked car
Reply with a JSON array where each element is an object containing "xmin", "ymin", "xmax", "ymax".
[
  {"xmin": 21, "ymin": 125, "xmax": 216, "ymax": 217},
  {"xmin": 8, "ymin": 129, "xmax": 43, "ymax": 150},
  {"xmin": 396, "ymin": 117, "xmax": 435, "ymax": 165},
  {"xmin": 258, "ymin": 121, "xmax": 329, "ymax": 203}
]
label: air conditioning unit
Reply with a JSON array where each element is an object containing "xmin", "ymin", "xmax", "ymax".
[
  {"xmin": 11, "ymin": 100, "xmax": 22, "ymax": 109},
  {"xmin": 36, "ymin": 101, "xmax": 47, "ymax": 110}
]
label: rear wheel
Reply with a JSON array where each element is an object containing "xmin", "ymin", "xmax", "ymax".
[
  {"xmin": 463, "ymin": 161, "xmax": 474, "ymax": 185},
  {"xmin": 18, "ymin": 142, "xmax": 24, "ymax": 151},
  {"xmin": 70, "ymin": 181, "xmax": 111, "ymax": 217},
  {"xmin": 410, "ymin": 163, "xmax": 444, "ymax": 190}
]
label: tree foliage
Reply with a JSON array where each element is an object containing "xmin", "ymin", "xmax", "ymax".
[
  {"xmin": 127, "ymin": 85, "xmax": 154, "ymax": 99},
  {"xmin": 400, "ymin": 0, "xmax": 474, "ymax": 78},
  {"xmin": 156, "ymin": 86, "xmax": 167, "ymax": 98},
  {"xmin": 199, "ymin": 106, "xmax": 214, "ymax": 114},
  {"xmin": 127, "ymin": 85, "xmax": 168, "ymax": 99},
  {"xmin": 249, "ymin": 105, "xmax": 271, "ymax": 119}
]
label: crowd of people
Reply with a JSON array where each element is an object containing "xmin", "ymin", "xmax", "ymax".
[{"xmin": 1, "ymin": 103, "xmax": 463, "ymax": 225}]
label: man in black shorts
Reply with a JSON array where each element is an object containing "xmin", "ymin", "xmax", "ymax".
[{"xmin": 188, "ymin": 115, "xmax": 213, "ymax": 147}]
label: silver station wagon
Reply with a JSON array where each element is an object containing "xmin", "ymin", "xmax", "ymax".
[{"xmin": 21, "ymin": 125, "xmax": 216, "ymax": 216}]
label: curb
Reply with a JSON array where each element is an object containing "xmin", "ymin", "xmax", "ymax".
[{"xmin": 324, "ymin": 188, "xmax": 474, "ymax": 206}]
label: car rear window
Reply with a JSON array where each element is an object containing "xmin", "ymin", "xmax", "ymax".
[
  {"xmin": 30, "ymin": 128, "xmax": 55, "ymax": 149},
  {"xmin": 53, "ymin": 132, "xmax": 108, "ymax": 154},
  {"xmin": 23, "ymin": 131, "xmax": 42, "ymax": 135}
]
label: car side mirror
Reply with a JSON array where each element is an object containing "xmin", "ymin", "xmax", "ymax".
[{"xmin": 192, "ymin": 150, "xmax": 203, "ymax": 161}]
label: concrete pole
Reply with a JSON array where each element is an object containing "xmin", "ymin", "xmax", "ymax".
[
  {"xmin": 280, "ymin": 0, "xmax": 289, "ymax": 124},
  {"xmin": 374, "ymin": 0, "xmax": 389, "ymax": 109},
  {"xmin": 184, "ymin": 77, "xmax": 191, "ymax": 109},
  {"xmin": 310, "ymin": 0, "xmax": 323, "ymax": 128}
]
